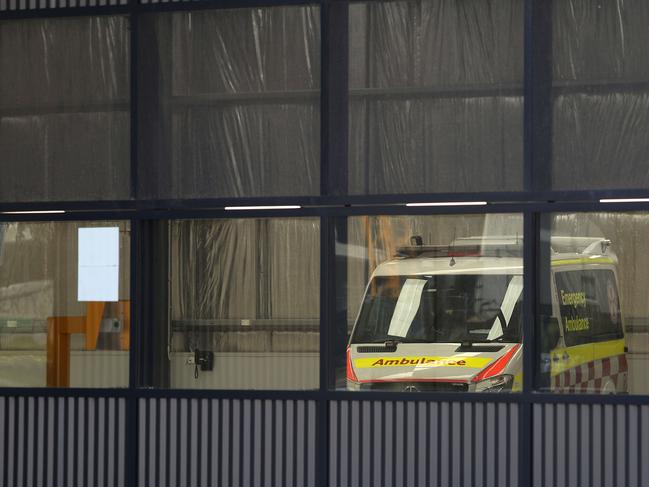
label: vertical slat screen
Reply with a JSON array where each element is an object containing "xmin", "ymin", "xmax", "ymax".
[
  {"xmin": 0, "ymin": 396, "xmax": 126, "ymax": 487},
  {"xmin": 329, "ymin": 400, "xmax": 518, "ymax": 487},
  {"xmin": 138, "ymin": 398, "xmax": 317, "ymax": 487},
  {"xmin": 533, "ymin": 403, "xmax": 649, "ymax": 487}
]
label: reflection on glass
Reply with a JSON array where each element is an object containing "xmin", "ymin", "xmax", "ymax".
[
  {"xmin": 0, "ymin": 221, "xmax": 130, "ymax": 388},
  {"xmin": 340, "ymin": 214, "xmax": 524, "ymax": 392},
  {"xmin": 352, "ymin": 275, "xmax": 522, "ymax": 344}
]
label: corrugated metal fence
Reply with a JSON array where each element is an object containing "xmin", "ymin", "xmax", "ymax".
[
  {"xmin": 533, "ymin": 403, "xmax": 649, "ymax": 487},
  {"xmin": 2, "ymin": 397, "xmax": 649, "ymax": 486},
  {"xmin": 329, "ymin": 401, "xmax": 518, "ymax": 487},
  {"xmin": 0, "ymin": 396, "xmax": 126, "ymax": 487},
  {"xmin": 138, "ymin": 398, "xmax": 316, "ymax": 487}
]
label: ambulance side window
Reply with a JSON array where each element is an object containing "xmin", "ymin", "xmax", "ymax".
[
  {"xmin": 590, "ymin": 271, "xmax": 623, "ymax": 342},
  {"xmin": 555, "ymin": 269, "xmax": 623, "ymax": 347}
]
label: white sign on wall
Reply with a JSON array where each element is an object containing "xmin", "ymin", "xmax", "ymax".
[{"xmin": 78, "ymin": 227, "xmax": 120, "ymax": 302}]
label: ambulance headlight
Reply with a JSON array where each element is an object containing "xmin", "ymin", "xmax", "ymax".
[{"xmin": 474, "ymin": 374, "xmax": 514, "ymax": 393}]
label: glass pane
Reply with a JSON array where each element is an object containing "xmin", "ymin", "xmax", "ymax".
[
  {"xmin": 138, "ymin": 8, "xmax": 320, "ymax": 199},
  {"xmin": 0, "ymin": 17, "xmax": 130, "ymax": 202},
  {"xmin": 160, "ymin": 218, "xmax": 319, "ymax": 390},
  {"xmin": 0, "ymin": 221, "xmax": 131, "ymax": 388},
  {"xmin": 552, "ymin": 0, "xmax": 649, "ymax": 190},
  {"xmin": 537, "ymin": 212, "xmax": 649, "ymax": 394},
  {"xmin": 348, "ymin": 0, "xmax": 524, "ymax": 194},
  {"xmin": 336, "ymin": 213, "xmax": 524, "ymax": 393}
]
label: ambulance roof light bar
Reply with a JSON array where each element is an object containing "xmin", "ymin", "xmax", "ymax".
[
  {"xmin": 396, "ymin": 236, "xmax": 523, "ymax": 258},
  {"xmin": 396, "ymin": 236, "xmax": 613, "ymax": 259},
  {"xmin": 549, "ymin": 236, "xmax": 612, "ymax": 256}
]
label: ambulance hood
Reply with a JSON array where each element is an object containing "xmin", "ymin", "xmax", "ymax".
[{"xmin": 349, "ymin": 342, "xmax": 520, "ymax": 384}]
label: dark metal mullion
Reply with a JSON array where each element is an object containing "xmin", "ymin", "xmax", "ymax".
[
  {"xmin": 524, "ymin": 0, "xmax": 553, "ymax": 193},
  {"xmin": 320, "ymin": 0, "xmax": 349, "ymax": 197},
  {"xmin": 319, "ymin": 0, "xmax": 352, "ymax": 459},
  {"xmin": 521, "ymin": 0, "xmax": 553, "ymax": 486},
  {"xmin": 520, "ymin": 210, "xmax": 539, "ymax": 487},
  {"xmin": 317, "ymin": 214, "xmax": 332, "ymax": 487},
  {"xmin": 125, "ymin": 216, "xmax": 140, "ymax": 487}
]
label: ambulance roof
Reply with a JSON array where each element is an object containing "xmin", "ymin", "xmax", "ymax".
[{"xmin": 371, "ymin": 236, "xmax": 617, "ymax": 278}]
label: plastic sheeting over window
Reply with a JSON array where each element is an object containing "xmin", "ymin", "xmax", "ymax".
[
  {"xmin": 138, "ymin": 8, "xmax": 320, "ymax": 200},
  {"xmin": 553, "ymin": 94, "xmax": 649, "ymax": 189},
  {"xmin": 553, "ymin": 0, "xmax": 649, "ymax": 82},
  {"xmin": 348, "ymin": 0, "xmax": 524, "ymax": 195},
  {"xmin": 0, "ymin": 16, "xmax": 130, "ymax": 202},
  {"xmin": 552, "ymin": 0, "xmax": 649, "ymax": 190},
  {"xmin": 169, "ymin": 218, "xmax": 319, "ymax": 390}
]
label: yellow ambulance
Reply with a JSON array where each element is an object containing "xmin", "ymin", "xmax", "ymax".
[{"xmin": 346, "ymin": 236, "xmax": 627, "ymax": 393}]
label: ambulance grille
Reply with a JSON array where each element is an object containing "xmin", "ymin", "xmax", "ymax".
[
  {"xmin": 357, "ymin": 345, "xmax": 398, "ymax": 353},
  {"xmin": 362, "ymin": 382, "xmax": 469, "ymax": 392}
]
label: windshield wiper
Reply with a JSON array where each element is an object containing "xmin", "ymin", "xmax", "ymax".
[{"xmin": 486, "ymin": 335, "xmax": 519, "ymax": 343}]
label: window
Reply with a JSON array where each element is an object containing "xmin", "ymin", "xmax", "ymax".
[
  {"xmin": 0, "ymin": 17, "xmax": 130, "ymax": 202},
  {"xmin": 0, "ymin": 221, "xmax": 130, "ymax": 388},
  {"xmin": 537, "ymin": 212, "xmax": 649, "ymax": 394},
  {"xmin": 137, "ymin": 7, "xmax": 320, "ymax": 199},
  {"xmin": 336, "ymin": 213, "xmax": 524, "ymax": 393},
  {"xmin": 552, "ymin": 0, "xmax": 649, "ymax": 190},
  {"xmin": 144, "ymin": 218, "xmax": 320, "ymax": 390},
  {"xmin": 555, "ymin": 270, "xmax": 623, "ymax": 347},
  {"xmin": 348, "ymin": 0, "xmax": 524, "ymax": 194}
]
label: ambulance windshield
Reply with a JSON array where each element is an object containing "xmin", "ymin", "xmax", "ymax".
[{"xmin": 351, "ymin": 274, "xmax": 523, "ymax": 344}]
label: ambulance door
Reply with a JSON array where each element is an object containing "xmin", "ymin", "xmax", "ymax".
[
  {"xmin": 586, "ymin": 269, "xmax": 626, "ymax": 393},
  {"xmin": 551, "ymin": 269, "xmax": 594, "ymax": 392}
]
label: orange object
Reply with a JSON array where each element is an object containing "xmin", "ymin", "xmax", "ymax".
[
  {"xmin": 46, "ymin": 316, "xmax": 85, "ymax": 387},
  {"xmin": 85, "ymin": 302, "xmax": 106, "ymax": 351},
  {"xmin": 117, "ymin": 300, "xmax": 131, "ymax": 350},
  {"xmin": 46, "ymin": 300, "xmax": 130, "ymax": 387}
]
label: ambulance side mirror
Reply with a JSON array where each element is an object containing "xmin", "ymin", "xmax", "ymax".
[{"xmin": 541, "ymin": 316, "xmax": 561, "ymax": 353}]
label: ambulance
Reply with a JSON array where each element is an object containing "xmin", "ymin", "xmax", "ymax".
[{"xmin": 346, "ymin": 236, "xmax": 627, "ymax": 393}]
